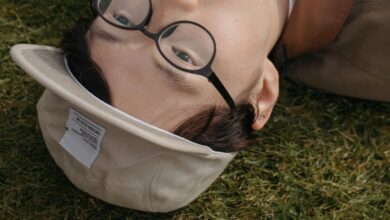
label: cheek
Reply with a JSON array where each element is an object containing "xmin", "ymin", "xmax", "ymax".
[
  {"xmin": 211, "ymin": 31, "xmax": 269, "ymax": 96},
  {"xmin": 200, "ymin": 3, "xmax": 272, "ymax": 98},
  {"xmin": 215, "ymin": 10, "xmax": 270, "ymax": 58},
  {"xmin": 90, "ymin": 39, "xmax": 218, "ymax": 129},
  {"xmin": 206, "ymin": 4, "xmax": 271, "ymax": 71}
]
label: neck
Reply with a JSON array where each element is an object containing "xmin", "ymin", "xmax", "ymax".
[{"xmin": 277, "ymin": 0, "xmax": 290, "ymax": 32}]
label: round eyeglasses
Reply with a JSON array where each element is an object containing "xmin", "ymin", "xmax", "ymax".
[{"xmin": 90, "ymin": 0, "xmax": 236, "ymax": 109}]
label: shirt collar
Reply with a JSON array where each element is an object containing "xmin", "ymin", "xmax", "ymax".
[{"xmin": 288, "ymin": 0, "xmax": 296, "ymax": 18}]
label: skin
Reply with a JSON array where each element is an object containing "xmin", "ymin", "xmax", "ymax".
[{"xmin": 88, "ymin": 0, "xmax": 289, "ymax": 131}]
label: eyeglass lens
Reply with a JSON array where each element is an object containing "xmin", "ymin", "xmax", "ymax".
[
  {"xmin": 97, "ymin": 0, "xmax": 149, "ymax": 28},
  {"xmin": 96, "ymin": 0, "xmax": 215, "ymax": 72}
]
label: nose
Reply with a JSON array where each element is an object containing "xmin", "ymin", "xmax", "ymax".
[{"xmin": 149, "ymin": 0, "xmax": 199, "ymax": 31}]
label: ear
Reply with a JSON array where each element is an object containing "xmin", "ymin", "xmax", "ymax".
[{"xmin": 251, "ymin": 58, "xmax": 279, "ymax": 131}]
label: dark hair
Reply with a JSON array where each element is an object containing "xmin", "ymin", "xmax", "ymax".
[
  {"xmin": 61, "ymin": 19, "xmax": 112, "ymax": 104},
  {"xmin": 268, "ymin": 39, "xmax": 289, "ymax": 75},
  {"xmin": 60, "ymin": 18, "xmax": 267, "ymax": 153}
]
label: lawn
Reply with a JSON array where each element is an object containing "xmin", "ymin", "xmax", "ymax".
[{"xmin": 0, "ymin": 0, "xmax": 389, "ymax": 219}]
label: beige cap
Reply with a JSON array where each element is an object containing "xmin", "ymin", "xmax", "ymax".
[{"xmin": 10, "ymin": 44, "xmax": 236, "ymax": 212}]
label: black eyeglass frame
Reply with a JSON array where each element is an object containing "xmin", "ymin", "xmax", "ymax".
[{"xmin": 90, "ymin": 0, "xmax": 236, "ymax": 109}]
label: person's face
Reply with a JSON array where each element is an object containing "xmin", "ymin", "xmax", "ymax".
[{"xmin": 88, "ymin": 0, "xmax": 287, "ymax": 131}]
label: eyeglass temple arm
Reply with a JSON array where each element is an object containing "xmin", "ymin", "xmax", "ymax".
[{"xmin": 208, "ymin": 72, "xmax": 236, "ymax": 109}]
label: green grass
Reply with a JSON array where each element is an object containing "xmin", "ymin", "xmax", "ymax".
[{"xmin": 1, "ymin": 0, "xmax": 389, "ymax": 219}]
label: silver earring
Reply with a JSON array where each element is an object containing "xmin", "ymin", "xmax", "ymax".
[{"xmin": 258, "ymin": 105, "xmax": 266, "ymax": 120}]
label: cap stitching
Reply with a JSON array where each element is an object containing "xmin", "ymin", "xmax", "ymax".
[{"xmin": 147, "ymin": 154, "xmax": 164, "ymax": 212}]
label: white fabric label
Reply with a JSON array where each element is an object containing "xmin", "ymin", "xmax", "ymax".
[{"xmin": 59, "ymin": 108, "xmax": 106, "ymax": 168}]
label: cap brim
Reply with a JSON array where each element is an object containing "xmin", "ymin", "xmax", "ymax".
[{"xmin": 11, "ymin": 44, "xmax": 234, "ymax": 156}]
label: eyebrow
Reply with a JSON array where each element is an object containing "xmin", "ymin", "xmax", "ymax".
[{"xmin": 153, "ymin": 60, "xmax": 198, "ymax": 95}]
